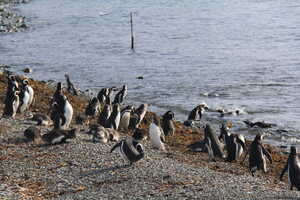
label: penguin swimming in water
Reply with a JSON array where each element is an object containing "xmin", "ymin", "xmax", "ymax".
[
  {"xmin": 98, "ymin": 104, "xmax": 111, "ymax": 127},
  {"xmin": 110, "ymin": 134, "xmax": 145, "ymax": 166},
  {"xmin": 280, "ymin": 146, "xmax": 300, "ymax": 191},
  {"xmin": 118, "ymin": 105, "xmax": 134, "ymax": 131},
  {"xmin": 105, "ymin": 104, "xmax": 120, "ymax": 130},
  {"xmin": 42, "ymin": 128, "xmax": 76, "ymax": 144},
  {"xmin": 149, "ymin": 115, "xmax": 166, "ymax": 152},
  {"xmin": 3, "ymin": 90, "xmax": 20, "ymax": 118},
  {"xmin": 113, "ymin": 85, "xmax": 127, "ymax": 104},
  {"xmin": 243, "ymin": 133, "xmax": 272, "ymax": 176},
  {"xmin": 18, "ymin": 79, "xmax": 31, "ymax": 113},
  {"xmin": 85, "ymin": 97, "xmax": 100, "ymax": 118},
  {"xmin": 161, "ymin": 111, "xmax": 175, "ymax": 136}
]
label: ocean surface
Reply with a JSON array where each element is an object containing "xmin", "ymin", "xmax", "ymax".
[{"xmin": 1, "ymin": 0, "xmax": 300, "ymax": 146}]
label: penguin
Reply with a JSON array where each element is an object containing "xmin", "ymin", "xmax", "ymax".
[
  {"xmin": 129, "ymin": 104, "xmax": 148, "ymax": 130},
  {"xmin": 23, "ymin": 79, "xmax": 34, "ymax": 108},
  {"xmin": 42, "ymin": 128, "xmax": 76, "ymax": 144},
  {"xmin": 98, "ymin": 104, "xmax": 111, "ymax": 127},
  {"xmin": 280, "ymin": 146, "xmax": 300, "ymax": 191},
  {"xmin": 89, "ymin": 124, "xmax": 110, "ymax": 143},
  {"xmin": 52, "ymin": 82, "xmax": 63, "ymax": 104},
  {"xmin": 85, "ymin": 97, "xmax": 100, "ymax": 118},
  {"xmin": 18, "ymin": 79, "xmax": 31, "ymax": 113},
  {"xmin": 51, "ymin": 93, "xmax": 73, "ymax": 130},
  {"xmin": 204, "ymin": 124, "xmax": 225, "ymax": 158},
  {"xmin": 31, "ymin": 114, "xmax": 51, "ymax": 126},
  {"xmin": 243, "ymin": 120, "xmax": 275, "ymax": 128},
  {"xmin": 113, "ymin": 85, "xmax": 127, "ymax": 104},
  {"xmin": 61, "ymin": 95, "xmax": 73, "ymax": 129},
  {"xmin": 118, "ymin": 105, "xmax": 134, "ymax": 131},
  {"xmin": 105, "ymin": 104, "xmax": 120, "ymax": 130},
  {"xmin": 24, "ymin": 126, "xmax": 41, "ymax": 142},
  {"xmin": 3, "ymin": 90, "xmax": 20, "ymax": 118},
  {"xmin": 161, "ymin": 111, "xmax": 175, "ymax": 136},
  {"xmin": 97, "ymin": 88, "xmax": 109, "ymax": 105},
  {"xmin": 64, "ymin": 73, "xmax": 78, "ymax": 95},
  {"xmin": 245, "ymin": 134, "xmax": 272, "ymax": 176},
  {"xmin": 149, "ymin": 115, "xmax": 166, "ymax": 151},
  {"xmin": 184, "ymin": 104, "xmax": 208, "ymax": 126},
  {"xmin": 132, "ymin": 128, "xmax": 148, "ymax": 141},
  {"xmin": 110, "ymin": 136, "xmax": 145, "ymax": 166}
]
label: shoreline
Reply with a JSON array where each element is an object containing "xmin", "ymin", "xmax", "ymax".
[{"xmin": 0, "ymin": 70, "xmax": 300, "ymax": 199}]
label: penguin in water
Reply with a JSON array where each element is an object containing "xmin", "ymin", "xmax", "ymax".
[
  {"xmin": 280, "ymin": 146, "xmax": 300, "ymax": 191},
  {"xmin": 105, "ymin": 104, "xmax": 121, "ymax": 130},
  {"xmin": 110, "ymin": 133, "xmax": 145, "ymax": 166},
  {"xmin": 3, "ymin": 90, "xmax": 20, "ymax": 118},
  {"xmin": 161, "ymin": 111, "xmax": 175, "ymax": 136},
  {"xmin": 98, "ymin": 104, "xmax": 111, "ymax": 127},
  {"xmin": 118, "ymin": 105, "xmax": 134, "ymax": 131},
  {"xmin": 23, "ymin": 79, "xmax": 34, "ymax": 109},
  {"xmin": 149, "ymin": 115, "xmax": 166, "ymax": 152},
  {"xmin": 243, "ymin": 133, "xmax": 272, "ymax": 176},
  {"xmin": 18, "ymin": 79, "xmax": 31, "ymax": 113},
  {"xmin": 85, "ymin": 97, "xmax": 100, "ymax": 118},
  {"xmin": 42, "ymin": 128, "xmax": 76, "ymax": 144},
  {"xmin": 113, "ymin": 85, "xmax": 127, "ymax": 104}
]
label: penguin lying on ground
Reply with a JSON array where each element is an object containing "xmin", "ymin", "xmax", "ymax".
[
  {"xmin": 42, "ymin": 128, "xmax": 76, "ymax": 144},
  {"xmin": 110, "ymin": 133, "xmax": 145, "ymax": 166},
  {"xmin": 161, "ymin": 111, "xmax": 175, "ymax": 136},
  {"xmin": 24, "ymin": 126, "xmax": 41, "ymax": 142},
  {"xmin": 280, "ymin": 146, "xmax": 300, "ymax": 191},
  {"xmin": 242, "ymin": 133, "xmax": 272, "ymax": 176},
  {"xmin": 31, "ymin": 114, "xmax": 51, "ymax": 126},
  {"xmin": 88, "ymin": 124, "xmax": 120, "ymax": 143}
]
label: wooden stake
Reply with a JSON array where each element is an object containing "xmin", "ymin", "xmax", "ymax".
[{"xmin": 130, "ymin": 12, "xmax": 134, "ymax": 50}]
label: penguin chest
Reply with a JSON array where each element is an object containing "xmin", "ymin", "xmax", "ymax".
[
  {"xmin": 64, "ymin": 101, "xmax": 73, "ymax": 120},
  {"xmin": 115, "ymin": 112, "xmax": 121, "ymax": 130},
  {"xmin": 28, "ymin": 86, "xmax": 34, "ymax": 106},
  {"xmin": 19, "ymin": 91, "xmax": 30, "ymax": 113},
  {"xmin": 149, "ymin": 123, "xmax": 164, "ymax": 149},
  {"xmin": 119, "ymin": 112, "xmax": 130, "ymax": 130}
]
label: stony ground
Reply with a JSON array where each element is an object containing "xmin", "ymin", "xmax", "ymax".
[{"xmin": 0, "ymin": 71, "xmax": 300, "ymax": 199}]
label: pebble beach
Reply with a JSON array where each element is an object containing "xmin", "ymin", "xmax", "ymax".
[{"xmin": 1, "ymin": 1, "xmax": 300, "ymax": 199}]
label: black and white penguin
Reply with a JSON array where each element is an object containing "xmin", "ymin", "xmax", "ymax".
[
  {"xmin": 24, "ymin": 126, "xmax": 41, "ymax": 142},
  {"xmin": 3, "ymin": 90, "xmax": 20, "ymax": 118},
  {"xmin": 89, "ymin": 124, "xmax": 110, "ymax": 143},
  {"xmin": 184, "ymin": 104, "xmax": 208, "ymax": 126},
  {"xmin": 149, "ymin": 115, "xmax": 166, "ymax": 151},
  {"xmin": 110, "ymin": 136, "xmax": 145, "ymax": 166},
  {"xmin": 52, "ymin": 82, "xmax": 63, "ymax": 104},
  {"xmin": 23, "ymin": 79, "xmax": 34, "ymax": 109},
  {"xmin": 132, "ymin": 128, "xmax": 148, "ymax": 141},
  {"xmin": 204, "ymin": 124, "xmax": 225, "ymax": 158},
  {"xmin": 31, "ymin": 113, "xmax": 51, "ymax": 126},
  {"xmin": 42, "ymin": 128, "xmax": 76, "ymax": 144},
  {"xmin": 246, "ymin": 134, "xmax": 272, "ymax": 176},
  {"xmin": 85, "ymin": 97, "xmax": 100, "ymax": 118},
  {"xmin": 280, "ymin": 146, "xmax": 300, "ymax": 191},
  {"xmin": 161, "ymin": 111, "xmax": 175, "ymax": 136},
  {"xmin": 98, "ymin": 104, "xmax": 111, "ymax": 127},
  {"xmin": 128, "ymin": 104, "xmax": 148, "ymax": 130},
  {"xmin": 64, "ymin": 73, "xmax": 78, "ymax": 95},
  {"xmin": 243, "ymin": 120, "xmax": 275, "ymax": 129},
  {"xmin": 105, "ymin": 104, "xmax": 121, "ymax": 130},
  {"xmin": 18, "ymin": 79, "xmax": 31, "ymax": 113},
  {"xmin": 97, "ymin": 88, "xmax": 109, "ymax": 105},
  {"xmin": 113, "ymin": 85, "xmax": 127, "ymax": 104},
  {"xmin": 118, "ymin": 105, "xmax": 134, "ymax": 131}
]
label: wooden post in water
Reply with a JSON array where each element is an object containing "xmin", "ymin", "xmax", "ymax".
[{"xmin": 130, "ymin": 12, "xmax": 134, "ymax": 50}]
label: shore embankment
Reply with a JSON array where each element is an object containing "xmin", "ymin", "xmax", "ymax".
[{"xmin": 0, "ymin": 69, "xmax": 300, "ymax": 199}]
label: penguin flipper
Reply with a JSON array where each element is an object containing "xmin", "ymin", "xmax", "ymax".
[
  {"xmin": 262, "ymin": 147, "xmax": 272, "ymax": 164},
  {"xmin": 110, "ymin": 142, "xmax": 121, "ymax": 153},
  {"xmin": 279, "ymin": 162, "xmax": 288, "ymax": 181}
]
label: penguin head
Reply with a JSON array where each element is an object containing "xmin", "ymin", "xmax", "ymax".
[
  {"xmin": 23, "ymin": 79, "xmax": 29, "ymax": 86},
  {"xmin": 132, "ymin": 128, "xmax": 147, "ymax": 141},
  {"xmin": 291, "ymin": 146, "xmax": 297, "ymax": 155},
  {"xmin": 163, "ymin": 111, "xmax": 175, "ymax": 120},
  {"xmin": 254, "ymin": 133, "xmax": 263, "ymax": 143}
]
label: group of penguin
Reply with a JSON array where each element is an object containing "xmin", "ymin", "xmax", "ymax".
[{"xmin": 2, "ymin": 74, "xmax": 300, "ymax": 191}]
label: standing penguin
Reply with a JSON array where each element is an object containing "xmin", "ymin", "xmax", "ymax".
[
  {"xmin": 244, "ymin": 134, "xmax": 272, "ymax": 176},
  {"xmin": 23, "ymin": 79, "xmax": 34, "ymax": 109},
  {"xmin": 18, "ymin": 79, "xmax": 31, "ymax": 113},
  {"xmin": 184, "ymin": 104, "xmax": 208, "ymax": 126},
  {"xmin": 118, "ymin": 105, "xmax": 134, "ymax": 131},
  {"xmin": 61, "ymin": 95, "xmax": 73, "ymax": 129},
  {"xmin": 280, "ymin": 146, "xmax": 300, "ymax": 191},
  {"xmin": 97, "ymin": 88, "xmax": 109, "ymax": 105},
  {"xmin": 105, "ymin": 104, "xmax": 121, "ymax": 130},
  {"xmin": 113, "ymin": 85, "xmax": 127, "ymax": 104},
  {"xmin": 161, "ymin": 111, "xmax": 175, "ymax": 136},
  {"xmin": 98, "ymin": 104, "xmax": 111, "ymax": 127},
  {"xmin": 129, "ymin": 104, "xmax": 148, "ymax": 130},
  {"xmin": 204, "ymin": 124, "xmax": 225, "ymax": 158},
  {"xmin": 85, "ymin": 97, "xmax": 100, "ymax": 118},
  {"xmin": 110, "ymin": 134, "xmax": 145, "ymax": 166},
  {"xmin": 3, "ymin": 90, "xmax": 20, "ymax": 118},
  {"xmin": 149, "ymin": 115, "xmax": 166, "ymax": 151}
]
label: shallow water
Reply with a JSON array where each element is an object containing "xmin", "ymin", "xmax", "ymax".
[{"xmin": 1, "ymin": 0, "xmax": 300, "ymax": 146}]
